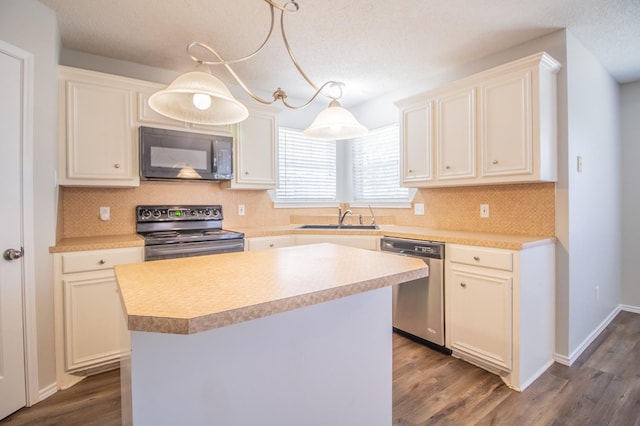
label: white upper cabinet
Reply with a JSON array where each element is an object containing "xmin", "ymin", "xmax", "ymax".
[
  {"xmin": 395, "ymin": 98, "xmax": 433, "ymax": 186},
  {"xmin": 221, "ymin": 103, "xmax": 280, "ymax": 190},
  {"xmin": 58, "ymin": 66, "xmax": 139, "ymax": 187},
  {"xmin": 436, "ymin": 85, "xmax": 477, "ymax": 181},
  {"xmin": 395, "ymin": 52, "xmax": 561, "ymax": 187}
]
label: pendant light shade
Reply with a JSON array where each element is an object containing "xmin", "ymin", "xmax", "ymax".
[
  {"xmin": 303, "ymin": 100, "xmax": 368, "ymax": 140},
  {"xmin": 148, "ymin": 70, "xmax": 249, "ymax": 125}
]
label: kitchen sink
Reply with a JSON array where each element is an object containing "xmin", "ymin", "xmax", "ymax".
[{"xmin": 297, "ymin": 224, "xmax": 379, "ymax": 230}]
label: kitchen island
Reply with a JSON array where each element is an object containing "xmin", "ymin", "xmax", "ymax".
[{"xmin": 114, "ymin": 243, "xmax": 428, "ymax": 426}]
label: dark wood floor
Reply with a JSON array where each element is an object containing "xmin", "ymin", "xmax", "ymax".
[{"xmin": 2, "ymin": 311, "xmax": 639, "ymax": 425}]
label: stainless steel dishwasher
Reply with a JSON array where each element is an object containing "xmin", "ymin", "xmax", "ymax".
[{"xmin": 380, "ymin": 236, "xmax": 449, "ymax": 353}]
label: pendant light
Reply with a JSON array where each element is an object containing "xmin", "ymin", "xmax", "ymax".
[
  {"xmin": 304, "ymin": 100, "xmax": 368, "ymax": 140},
  {"xmin": 148, "ymin": 68, "xmax": 248, "ymax": 125},
  {"xmin": 148, "ymin": 0, "xmax": 367, "ymax": 140}
]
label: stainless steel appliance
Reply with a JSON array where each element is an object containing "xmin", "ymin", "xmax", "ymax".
[
  {"xmin": 136, "ymin": 205, "xmax": 244, "ymax": 261},
  {"xmin": 139, "ymin": 126, "xmax": 233, "ymax": 181},
  {"xmin": 380, "ymin": 236, "xmax": 449, "ymax": 353}
]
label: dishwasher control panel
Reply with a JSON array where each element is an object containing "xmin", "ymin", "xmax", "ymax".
[{"xmin": 380, "ymin": 237, "xmax": 444, "ymax": 259}]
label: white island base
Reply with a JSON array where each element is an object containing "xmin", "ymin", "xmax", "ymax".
[{"xmin": 121, "ymin": 286, "xmax": 392, "ymax": 426}]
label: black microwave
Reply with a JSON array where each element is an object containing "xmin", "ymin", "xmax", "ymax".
[{"xmin": 139, "ymin": 126, "xmax": 233, "ymax": 181}]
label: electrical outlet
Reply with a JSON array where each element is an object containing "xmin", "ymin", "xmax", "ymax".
[
  {"xmin": 99, "ymin": 206, "xmax": 110, "ymax": 221},
  {"xmin": 596, "ymin": 285, "xmax": 600, "ymax": 301},
  {"xmin": 414, "ymin": 203, "xmax": 425, "ymax": 215},
  {"xmin": 480, "ymin": 204, "xmax": 489, "ymax": 218},
  {"xmin": 577, "ymin": 155, "xmax": 583, "ymax": 173},
  {"xmin": 238, "ymin": 204, "xmax": 245, "ymax": 216}
]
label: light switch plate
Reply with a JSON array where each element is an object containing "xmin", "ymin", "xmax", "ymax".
[
  {"xmin": 414, "ymin": 203, "xmax": 425, "ymax": 215},
  {"xmin": 480, "ymin": 204, "xmax": 489, "ymax": 218},
  {"xmin": 238, "ymin": 204, "xmax": 245, "ymax": 216}
]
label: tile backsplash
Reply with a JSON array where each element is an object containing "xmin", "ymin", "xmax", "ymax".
[{"xmin": 58, "ymin": 181, "xmax": 555, "ymax": 240}]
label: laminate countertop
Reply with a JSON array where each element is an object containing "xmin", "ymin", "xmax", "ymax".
[
  {"xmin": 49, "ymin": 225, "xmax": 554, "ymax": 253},
  {"xmin": 239, "ymin": 225, "xmax": 554, "ymax": 250},
  {"xmin": 114, "ymin": 243, "xmax": 428, "ymax": 335}
]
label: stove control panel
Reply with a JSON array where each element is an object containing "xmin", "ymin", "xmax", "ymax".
[{"xmin": 137, "ymin": 205, "xmax": 223, "ymax": 222}]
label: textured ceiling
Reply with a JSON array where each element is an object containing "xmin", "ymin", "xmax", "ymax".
[{"xmin": 39, "ymin": 0, "xmax": 640, "ymax": 107}]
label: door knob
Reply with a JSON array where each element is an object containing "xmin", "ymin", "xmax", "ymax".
[{"xmin": 3, "ymin": 247, "xmax": 24, "ymax": 261}]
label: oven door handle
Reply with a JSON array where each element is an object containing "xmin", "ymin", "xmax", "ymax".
[{"xmin": 145, "ymin": 239, "xmax": 244, "ymax": 260}]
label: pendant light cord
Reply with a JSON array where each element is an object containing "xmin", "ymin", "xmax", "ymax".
[{"xmin": 186, "ymin": 0, "xmax": 344, "ymax": 110}]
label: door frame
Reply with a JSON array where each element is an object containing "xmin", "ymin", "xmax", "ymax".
[{"xmin": 0, "ymin": 40, "xmax": 39, "ymax": 406}]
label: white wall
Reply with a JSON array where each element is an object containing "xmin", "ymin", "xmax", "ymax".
[
  {"xmin": 0, "ymin": 0, "xmax": 59, "ymax": 394},
  {"xmin": 564, "ymin": 32, "xmax": 621, "ymax": 358},
  {"xmin": 621, "ymin": 81, "xmax": 640, "ymax": 308}
]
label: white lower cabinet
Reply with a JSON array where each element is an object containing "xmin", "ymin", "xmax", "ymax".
[
  {"xmin": 246, "ymin": 235, "xmax": 295, "ymax": 251},
  {"xmin": 447, "ymin": 260, "xmax": 513, "ymax": 373},
  {"xmin": 295, "ymin": 234, "xmax": 379, "ymax": 251},
  {"xmin": 445, "ymin": 242, "xmax": 555, "ymax": 391},
  {"xmin": 54, "ymin": 247, "xmax": 143, "ymax": 389}
]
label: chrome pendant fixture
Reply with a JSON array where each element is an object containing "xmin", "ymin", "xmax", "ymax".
[{"xmin": 149, "ymin": 0, "xmax": 367, "ymax": 140}]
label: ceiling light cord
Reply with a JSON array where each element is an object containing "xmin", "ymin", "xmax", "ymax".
[
  {"xmin": 149, "ymin": 0, "xmax": 367, "ymax": 139},
  {"xmin": 186, "ymin": 0, "xmax": 344, "ymax": 109}
]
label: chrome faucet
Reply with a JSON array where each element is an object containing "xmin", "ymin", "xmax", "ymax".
[
  {"xmin": 368, "ymin": 205, "xmax": 376, "ymax": 226},
  {"xmin": 338, "ymin": 207, "xmax": 353, "ymax": 226}
]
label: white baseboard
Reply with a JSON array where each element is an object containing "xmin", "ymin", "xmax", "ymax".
[
  {"xmin": 35, "ymin": 382, "xmax": 57, "ymax": 405},
  {"xmin": 553, "ymin": 305, "xmax": 621, "ymax": 366},
  {"xmin": 620, "ymin": 304, "xmax": 640, "ymax": 314}
]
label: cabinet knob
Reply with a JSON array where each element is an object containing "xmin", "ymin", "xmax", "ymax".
[
  {"xmin": 445, "ymin": 165, "xmax": 451, "ymax": 170},
  {"xmin": 473, "ymin": 256, "xmax": 480, "ymax": 261},
  {"xmin": 269, "ymin": 243, "xmax": 274, "ymax": 248},
  {"xmin": 492, "ymin": 160, "xmax": 498, "ymax": 165},
  {"xmin": 244, "ymin": 171, "xmax": 249, "ymax": 175},
  {"xmin": 99, "ymin": 259, "xmax": 106, "ymax": 265},
  {"xmin": 114, "ymin": 163, "xmax": 121, "ymax": 169},
  {"xmin": 408, "ymin": 169, "xmax": 413, "ymax": 173},
  {"xmin": 460, "ymin": 282, "xmax": 467, "ymax": 288}
]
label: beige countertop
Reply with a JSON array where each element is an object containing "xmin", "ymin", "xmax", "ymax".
[
  {"xmin": 238, "ymin": 225, "xmax": 554, "ymax": 250},
  {"xmin": 49, "ymin": 233, "xmax": 144, "ymax": 253},
  {"xmin": 114, "ymin": 243, "xmax": 428, "ymax": 335},
  {"xmin": 49, "ymin": 225, "xmax": 554, "ymax": 253}
]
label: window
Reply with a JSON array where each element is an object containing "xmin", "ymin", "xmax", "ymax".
[
  {"xmin": 275, "ymin": 127, "xmax": 337, "ymax": 203},
  {"xmin": 273, "ymin": 124, "xmax": 414, "ymax": 207},
  {"xmin": 351, "ymin": 124, "xmax": 411, "ymax": 205}
]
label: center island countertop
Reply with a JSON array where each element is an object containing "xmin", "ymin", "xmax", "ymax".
[{"xmin": 114, "ymin": 243, "xmax": 428, "ymax": 335}]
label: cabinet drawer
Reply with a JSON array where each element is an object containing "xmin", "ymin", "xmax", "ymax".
[
  {"xmin": 247, "ymin": 236, "xmax": 294, "ymax": 251},
  {"xmin": 61, "ymin": 248, "xmax": 142, "ymax": 274},
  {"xmin": 448, "ymin": 245, "xmax": 513, "ymax": 271}
]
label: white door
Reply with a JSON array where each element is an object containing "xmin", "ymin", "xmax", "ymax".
[{"xmin": 0, "ymin": 46, "xmax": 27, "ymax": 419}]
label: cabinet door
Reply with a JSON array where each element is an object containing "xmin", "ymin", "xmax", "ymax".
[
  {"xmin": 136, "ymin": 89, "xmax": 189, "ymax": 129},
  {"xmin": 400, "ymin": 100, "xmax": 433, "ymax": 185},
  {"xmin": 220, "ymin": 104, "xmax": 279, "ymax": 190},
  {"xmin": 448, "ymin": 267, "xmax": 512, "ymax": 372},
  {"xmin": 63, "ymin": 78, "xmax": 138, "ymax": 186},
  {"xmin": 479, "ymin": 69, "xmax": 533, "ymax": 177},
  {"xmin": 236, "ymin": 108, "xmax": 278, "ymax": 187},
  {"xmin": 436, "ymin": 87, "xmax": 476, "ymax": 180},
  {"xmin": 63, "ymin": 273, "xmax": 130, "ymax": 372}
]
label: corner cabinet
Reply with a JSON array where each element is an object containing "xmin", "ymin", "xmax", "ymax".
[
  {"xmin": 58, "ymin": 66, "xmax": 140, "ymax": 187},
  {"xmin": 53, "ymin": 247, "xmax": 143, "ymax": 389},
  {"xmin": 445, "ymin": 241, "xmax": 555, "ymax": 391},
  {"xmin": 221, "ymin": 103, "xmax": 280, "ymax": 190},
  {"xmin": 395, "ymin": 52, "xmax": 560, "ymax": 187}
]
